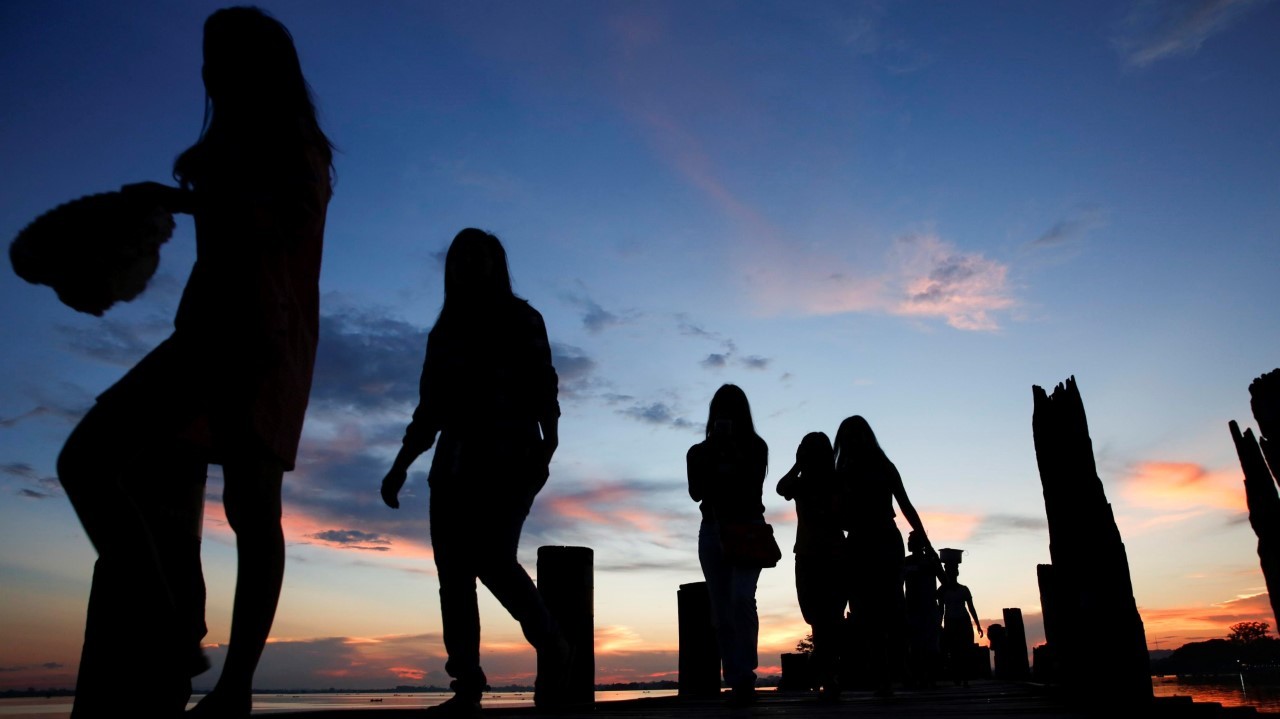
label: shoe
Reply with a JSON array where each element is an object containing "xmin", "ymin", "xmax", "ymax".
[{"xmin": 424, "ymin": 693, "xmax": 482, "ymax": 718}]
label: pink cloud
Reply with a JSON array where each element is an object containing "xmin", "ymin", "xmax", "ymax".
[
  {"xmin": 1121, "ymin": 461, "xmax": 1246, "ymax": 515},
  {"xmin": 543, "ymin": 482, "xmax": 680, "ymax": 544}
]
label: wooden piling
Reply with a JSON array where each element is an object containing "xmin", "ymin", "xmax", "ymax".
[
  {"xmin": 536, "ymin": 546, "xmax": 594, "ymax": 707},
  {"xmin": 1031, "ymin": 376, "xmax": 1151, "ymax": 706},
  {"xmin": 677, "ymin": 581, "xmax": 720, "ymax": 697}
]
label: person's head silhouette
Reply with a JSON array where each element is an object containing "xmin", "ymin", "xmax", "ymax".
[
  {"xmin": 706, "ymin": 383, "xmax": 756, "ymax": 442},
  {"xmin": 176, "ymin": 6, "xmax": 333, "ymax": 187},
  {"xmin": 202, "ymin": 7, "xmax": 311, "ymax": 121},
  {"xmin": 444, "ymin": 228, "xmax": 513, "ymax": 304},
  {"xmin": 834, "ymin": 415, "xmax": 887, "ymax": 470},
  {"xmin": 796, "ymin": 431, "xmax": 833, "ymax": 473}
]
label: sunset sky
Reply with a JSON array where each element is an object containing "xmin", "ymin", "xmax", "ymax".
[{"xmin": 2, "ymin": 0, "xmax": 1279, "ymax": 691}]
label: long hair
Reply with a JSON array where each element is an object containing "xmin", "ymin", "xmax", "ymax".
[
  {"xmin": 705, "ymin": 384, "xmax": 767, "ymax": 471},
  {"xmin": 797, "ymin": 431, "xmax": 834, "ymax": 479},
  {"xmin": 433, "ymin": 228, "xmax": 519, "ymax": 331},
  {"xmin": 174, "ymin": 6, "xmax": 334, "ymax": 188},
  {"xmin": 833, "ymin": 415, "xmax": 890, "ymax": 473}
]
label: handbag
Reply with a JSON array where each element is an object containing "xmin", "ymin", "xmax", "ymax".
[{"xmin": 718, "ymin": 520, "xmax": 782, "ymax": 568}]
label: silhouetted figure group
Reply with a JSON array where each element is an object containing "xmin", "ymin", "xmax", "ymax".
[
  {"xmin": 44, "ymin": 7, "xmax": 990, "ymax": 719},
  {"xmin": 766, "ymin": 408, "xmax": 984, "ymax": 702}
]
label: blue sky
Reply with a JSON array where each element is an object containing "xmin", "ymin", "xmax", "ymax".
[{"xmin": 1, "ymin": 0, "xmax": 1278, "ymax": 690}]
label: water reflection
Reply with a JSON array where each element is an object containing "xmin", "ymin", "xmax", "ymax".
[{"xmin": 1153, "ymin": 675, "xmax": 1280, "ymax": 713}]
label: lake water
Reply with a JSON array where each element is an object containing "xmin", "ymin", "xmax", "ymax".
[
  {"xmin": 5, "ymin": 681, "xmax": 1278, "ymax": 717},
  {"xmin": 0, "ymin": 689, "xmax": 679, "ymax": 718},
  {"xmin": 1152, "ymin": 675, "xmax": 1280, "ymax": 714}
]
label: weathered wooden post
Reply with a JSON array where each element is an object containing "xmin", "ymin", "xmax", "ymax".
[
  {"xmin": 1031, "ymin": 376, "xmax": 1151, "ymax": 706},
  {"xmin": 1034, "ymin": 563, "xmax": 1060, "ymax": 682},
  {"xmin": 1230, "ymin": 369, "xmax": 1280, "ymax": 626},
  {"xmin": 677, "ymin": 581, "xmax": 720, "ymax": 697},
  {"xmin": 1001, "ymin": 607, "xmax": 1030, "ymax": 680},
  {"xmin": 536, "ymin": 546, "xmax": 594, "ymax": 707}
]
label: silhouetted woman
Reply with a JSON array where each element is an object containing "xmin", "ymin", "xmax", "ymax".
[
  {"xmin": 776, "ymin": 431, "xmax": 843, "ymax": 701},
  {"xmin": 56, "ymin": 7, "xmax": 332, "ymax": 717},
  {"xmin": 381, "ymin": 229, "xmax": 566, "ymax": 717},
  {"xmin": 687, "ymin": 384, "xmax": 769, "ymax": 706},
  {"xmin": 833, "ymin": 416, "xmax": 931, "ymax": 697}
]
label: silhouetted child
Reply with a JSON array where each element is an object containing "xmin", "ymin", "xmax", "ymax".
[
  {"xmin": 776, "ymin": 432, "xmax": 843, "ymax": 702},
  {"xmin": 938, "ymin": 563, "xmax": 983, "ymax": 686},
  {"xmin": 903, "ymin": 530, "xmax": 942, "ymax": 688}
]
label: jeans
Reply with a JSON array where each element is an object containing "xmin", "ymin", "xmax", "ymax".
[
  {"xmin": 698, "ymin": 519, "xmax": 761, "ymax": 688},
  {"xmin": 430, "ymin": 481, "xmax": 556, "ymax": 696}
]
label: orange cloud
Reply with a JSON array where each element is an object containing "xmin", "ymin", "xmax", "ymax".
[
  {"xmin": 389, "ymin": 666, "xmax": 428, "ymax": 681},
  {"xmin": 913, "ymin": 510, "xmax": 983, "ymax": 545},
  {"xmin": 1141, "ymin": 592, "xmax": 1274, "ymax": 648},
  {"xmin": 1122, "ymin": 461, "xmax": 1245, "ymax": 515}
]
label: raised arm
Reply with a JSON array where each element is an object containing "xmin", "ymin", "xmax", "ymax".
[{"xmin": 776, "ymin": 462, "xmax": 802, "ymax": 500}]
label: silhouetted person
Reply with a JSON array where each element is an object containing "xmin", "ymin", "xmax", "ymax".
[
  {"xmin": 776, "ymin": 431, "xmax": 843, "ymax": 702},
  {"xmin": 687, "ymin": 384, "xmax": 769, "ymax": 707},
  {"xmin": 833, "ymin": 416, "xmax": 932, "ymax": 697},
  {"xmin": 903, "ymin": 530, "xmax": 943, "ymax": 688},
  {"xmin": 381, "ymin": 229, "xmax": 567, "ymax": 718},
  {"xmin": 55, "ymin": 7, "xmax": 333, "ymax": 718},
  {"xmin": 938, "ymin": 563, "xmax": 982, "ymax": 686}
]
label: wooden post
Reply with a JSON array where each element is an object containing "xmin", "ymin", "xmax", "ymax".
[
  {"xmin": 1001, "ymin": 608, "xmax": 1030, "ymax": 680},
  {"xmin": 1231, "ymin": 369, "xmax": 1280, "ymax": 627},
  {"xmin": 536, "ymin": 546, "xmax": 594, "ymax": 707},
  {"xmin": 1032, "ymin": 377, "xmax": 1151, "ymax": 706},
  {"xmin": 678, "ymin": 581, "xmax": 720, "ymax": 697}
]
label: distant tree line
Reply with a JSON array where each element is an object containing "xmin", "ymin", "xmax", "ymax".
[{"xmin": 1151, "ymin": 622, "xmax": 1280, "ymax": 677}]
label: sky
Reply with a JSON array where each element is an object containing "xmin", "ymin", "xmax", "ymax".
[{"xmin": 1, "ymin": 0, "xmax": 1279, "ymax": 691}]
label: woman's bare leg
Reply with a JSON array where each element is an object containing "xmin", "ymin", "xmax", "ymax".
[{"xmin": 194, "ymin": 455, "xmax": 284, "ymax": 716}]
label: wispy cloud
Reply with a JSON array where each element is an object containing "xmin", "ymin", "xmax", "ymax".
[
  {"xmin": 561, "ymin": 289, "xmax": 631, "ymax": 334},
  {"xmin": 550, "ymin": 343, "xmax": 598, "ymax": 399},
  {"xmin": 57, "ymin": 316, "xmax": 171, "ymax": 366},
  {"xmin": 307, "ymin": 529, "xmax": 393, "ymax": 552},
  {"xmin": 617, "ymin": 401, "xmax": 696, "ymax": 430},
  {"xmin": 1032, "ymin": 206, "xmax": 1107, "ymax": 247},
  {"xmin": 2, "ymin": 461, "xmax": 61, "ymax": 499},
  {"xmin": 1115, "ymin": 0, "xmax": 1271, "ymax": 68}
]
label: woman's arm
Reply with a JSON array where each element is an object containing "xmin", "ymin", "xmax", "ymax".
[
  {"xmin": 687, "ymin": 444, "xmax": 707, "ymax": 502},
  {"xmin": 776, "ymin": 462, "xmax": 801, "ymax": 499},
  {"xmin": 966, "ymin": 588, "xmax": 983, "ymax": 637},
  {"xmin": 382, "ymin": 333, "xmax": 442, "ymax": 509},
  {"xmin": 890, "ymin": 460, "xmax": 931, "ymax": 548}
]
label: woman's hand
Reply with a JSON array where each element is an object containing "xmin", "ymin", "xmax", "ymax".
[{"xmin": 381, "ymin": 467, "xmax": 407, "ymax": 509}]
